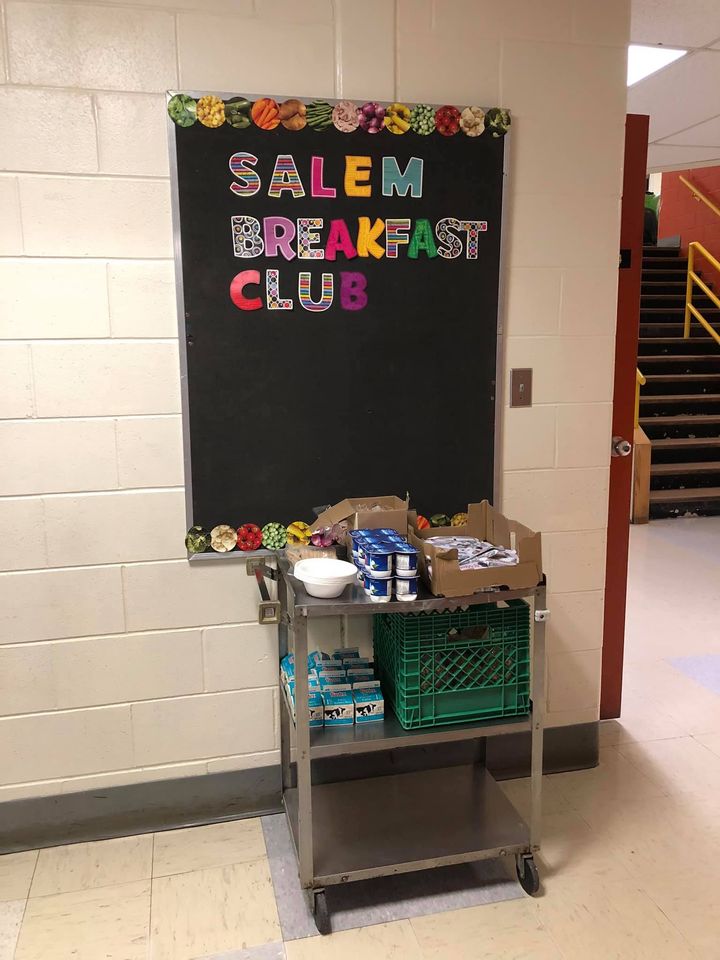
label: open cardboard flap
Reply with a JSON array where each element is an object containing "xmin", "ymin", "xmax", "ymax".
[
  {"xmin": 408, "ymin": 501, "xmax": 542, "ymax": 597},
  {"xmin": 313, "ymin": 496, "xmax": 409, "ymax": 535}
]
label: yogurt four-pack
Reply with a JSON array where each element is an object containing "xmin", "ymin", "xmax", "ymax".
[{"xmin": 349, "ymin": 529, "xmax": 420, "ymax": 602}]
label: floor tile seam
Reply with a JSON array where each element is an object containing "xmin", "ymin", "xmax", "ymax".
[
  {"xmin": 405, "ymin": 913, "xmax": 429, "ymax": 955},
  {"xmin": 25, "ymin": 876, "xmax": 152, "ymax": 902},
  {"xmin": 147, "ymin": 832, "xmax": 155, "ymax": 957},
  {"xmin": 21, "ymin": 849, "xmax": 40, "ymax": 902},
  {"xmin": 601, "ymin": 743, "xmax": 687, "ymax": 795},
  {"xmin": 638, "ymin": 889, "xmax": 702, "ymax": 958},
  {"xmin": 150, "ymin": 853, "xmax": 272, "ymax": 882},
  {"xmin": 13, "ymin": 890, "xmax": 32, "ymax": 960},
  {"xmin": 615, "ymin": 739, "xmax": 720, "ymax": 790}
]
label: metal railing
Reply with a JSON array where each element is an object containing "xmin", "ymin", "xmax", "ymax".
[
  {"xmin": 677, "ymin": 177, "xmax": 720, "ymax": 345},
  {"xmin": 679, "ymin": 175, "xmax": 720, "ymax": 220},
  {"xmin": 634, "ymin": 368, "xmax": 646, "ymax": 429},
  {"xmin": 684, "ymin": 242, "xmax": 720, "ymax": 346}
]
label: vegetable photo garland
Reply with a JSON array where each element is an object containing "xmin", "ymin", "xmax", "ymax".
[
  {"xmin": 186, "ymin": 513, "xmax": 470, "ymax": 554},
  {"xmin": 168, "ymin": 93, "xmax": 511, "ymax": 139}
]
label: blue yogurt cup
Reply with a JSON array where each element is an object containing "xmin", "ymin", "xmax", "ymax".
[
  {"xmin": 365, "ymin": 545, "xmax": 394, "ymax": 578},
  {"xmin": 364, "ymin": 573, "xmax": 392, "ymax": 602},
  {"xmin": 394, "ymin": 544, "xmax": 418, "ymax": 577}
]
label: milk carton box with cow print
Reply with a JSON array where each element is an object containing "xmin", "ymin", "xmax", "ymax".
[
  {"xmin": 353, "ymin": 681, "xmax": 384, "ymax": 723},
  {"xmin": 322, "ymin": 685, "xmax": 355, "ymax": 726},
  {"xmin": 287, "ymin": 680, "xmax": 324, "ymax": 728}
]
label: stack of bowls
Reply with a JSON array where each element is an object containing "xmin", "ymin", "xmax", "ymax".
[{"xmin": 292, "ymin": 558, "xmax": 359, "ymax": 598}]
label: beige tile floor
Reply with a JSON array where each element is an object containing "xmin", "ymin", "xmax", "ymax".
[{"xmin": 1, "ymin": 516, "xmax": 719, "ymax": 959}]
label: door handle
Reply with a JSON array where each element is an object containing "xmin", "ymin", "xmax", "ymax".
[{"xmin": 612, "ymin": 436, "xmax": 632, "ymax": 457}]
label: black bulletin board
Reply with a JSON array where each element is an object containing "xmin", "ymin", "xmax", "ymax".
[{"xmin": 169, "ymin": 93, "xmax": 508, "ymax": 530}]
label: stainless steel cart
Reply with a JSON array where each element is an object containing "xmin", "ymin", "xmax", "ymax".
[{"xmin": 251, "ymin": 556, "xmax": 548, "ymax": 934}]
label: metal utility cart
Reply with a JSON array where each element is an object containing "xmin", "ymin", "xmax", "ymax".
[{"xmin": 251, "ymin": 556, "xmax": 548, "ymax": 934}]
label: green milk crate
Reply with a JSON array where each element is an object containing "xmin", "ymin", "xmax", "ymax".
[{"xmin": 373, "ymin": 600, "xmax": 531, "ymax": 730}]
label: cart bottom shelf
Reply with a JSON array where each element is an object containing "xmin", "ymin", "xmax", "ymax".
[{"xmin": 284, "ymin": 764, "xmax": 530, "ymax": 886}]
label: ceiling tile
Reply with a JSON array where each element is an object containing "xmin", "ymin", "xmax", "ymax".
[
  {"xmin": 631, "ymin": 0, "xmax": 720, "ymax": 47},
  {"xmin": 628, "ymin": 50, "xmax": 720, "ymax": 141},
  {"xmin": 659, "ymin": 114, "xmax": 720, "ymax": 146},
  {"xmin": 647, "ymin": 142, "xmax": 720, "ymax": 171}
]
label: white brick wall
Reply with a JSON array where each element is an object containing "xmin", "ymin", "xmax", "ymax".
[{"xmin": 0, "ymin": 0, "xmax": 629, "ymax": 800}]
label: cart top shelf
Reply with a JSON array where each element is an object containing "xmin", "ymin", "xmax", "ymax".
[{"xmin": 277, "ymin": 557, "xmax": 544, "ymax": 618}]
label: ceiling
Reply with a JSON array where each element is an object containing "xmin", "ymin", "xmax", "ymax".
[{"xmin": 628, "ymin": 0, "xmax": 720, "ymax": 171}]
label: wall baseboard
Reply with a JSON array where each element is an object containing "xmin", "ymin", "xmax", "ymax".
[{"xmin": 0, "ymin": 721, "xmax": 597, "ymax": 854}]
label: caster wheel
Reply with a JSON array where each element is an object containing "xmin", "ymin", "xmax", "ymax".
[
  {"xmin": 313, "ymin": 889, "xmax": 331, "ymax": 935},
  {"xmin": 516, "ymin": 855, "xmax": 540, "ymax": 895}
]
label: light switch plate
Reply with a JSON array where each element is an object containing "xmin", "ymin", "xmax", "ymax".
[{"xmin": 510, "ymin": 368, "xmax": 533, "ymax": 407}]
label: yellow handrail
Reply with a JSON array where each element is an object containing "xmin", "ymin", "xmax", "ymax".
[
  {"xmin": 684, "ymin": 241, "xmax": 720, "ymax": 346},
  {"xmin": 635, "ymin": 368, "xmax": 646, "ymax": 429},
  {"xmin": 679, "ymin": 175, "xmax": 720, "ymax": 220}
]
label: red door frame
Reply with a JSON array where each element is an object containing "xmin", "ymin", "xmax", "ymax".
[{"xmin": 600, "ymin": 114, "xmax": 649, "ymax": 719}]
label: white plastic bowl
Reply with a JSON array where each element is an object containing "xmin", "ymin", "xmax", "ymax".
[{"xmin": 293, "ymin": 558, "xmax": 358, "ymax": 598}]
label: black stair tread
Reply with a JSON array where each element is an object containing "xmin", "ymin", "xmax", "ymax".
[
  {"xmin": 642, "ymin": 281, "xmax": 691, "ymax": 287},
  {"xmin": 641, "ymin": 308, "xmax": 720, "ymax": 314},
  {"xmin": 642, "ymin": 276, "xmax": 689, "ymax": 283},
  {"xmin": 639, "ymin": 354, "xmax": 720, "ymax": 361},
  {"xmin": 640, "ymin": 414, "xmax": 720, "ymax": 425},
  {"xmin": 639, "ymin": 338, "xmax": 719, "ymax": 346},
  {"xmin": 640, "ymin": 320, "xmax": 720, "ymax": 341},
  {"xmin": 652, "ymin": 437, "xmax": 720, "ymax": 448},
  {"xmin": 641, "ymin": 393, "xmax": 720, "ymax": 402},
  {"xmin": 652, "ymin": 461, "xmax": 720, "ymax": 475},
  {"xmin": 642, "ymin": 265, "xmax": 687, "ymax": 270},
  {"xmin": 650, "ymin": 486, "xmax": 720, "ymax": 503},
  {"xmin": 644, "ymin": 373, "xmax": 720, "ymax": 380},
  {"xmin": 640, "ymin": 325, "xmax": 720, "ymax": 332},
  {"xmin": 640, "ymin": 293, "xmax": 716, "ymax": 298}
]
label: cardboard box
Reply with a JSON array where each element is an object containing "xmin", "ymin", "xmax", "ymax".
[
  {"xmin": 285, "ymin": 544, "xmax": 340, "ymax": 566},
  {"xmin": 408, "ymin": 501, "xmax": 542, "ymax": 598},
  {"xmin": 313, "ymin": 496, "xmax": 409, "ymax": 537}
]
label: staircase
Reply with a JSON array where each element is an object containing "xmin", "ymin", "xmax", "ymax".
[{"xmin": 638, "ymin": 245, "xmax": 720, "ymax": 519}]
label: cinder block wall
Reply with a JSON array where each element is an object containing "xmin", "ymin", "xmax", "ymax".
[{"xmin": 0, "ymin": 0, "xmax": 629, "ymax": 800}]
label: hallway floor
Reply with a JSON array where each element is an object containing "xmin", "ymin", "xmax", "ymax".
[{"xmin": 2, "ymin": 517, "xmax": 720, "ymax": 959}]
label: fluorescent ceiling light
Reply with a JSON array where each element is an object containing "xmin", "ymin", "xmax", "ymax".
[{"xmin": 628, "ymin": 44, "xmax": 687, "ymax": 86}]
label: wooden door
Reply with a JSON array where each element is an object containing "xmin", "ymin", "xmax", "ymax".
[{"xmin": 600, "ymin": 114, "xmax": 649, "ymax": 719}]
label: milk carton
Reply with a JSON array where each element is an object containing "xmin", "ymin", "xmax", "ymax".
[
  {"xmin": 333, "ymin": 647, "xmax": 359, "ymax": 660},
  {"xmin": 353, "ymin": 681, "xmax": 384, "ymax": 722},
  {"xmin": 318, "ymin": 669, "xmax": 347, "ymax": 688},
  {"xmin": 322, "ymin": 684, "xmax": 355, "ymax": 726},
  {"xmin": 308, "ymin": 650, "xmax": 330, "ymax": 671},
  {"xmin": 280, "ymin": 654, "xmax": 295, "ymax": 684},
  {"xmin": 347, "ymin": 668, "xmax": 375, "ymax": 684},
  {"xmin": 287, "ymin": 681, "xmax": 324, "ymax": 727}
]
